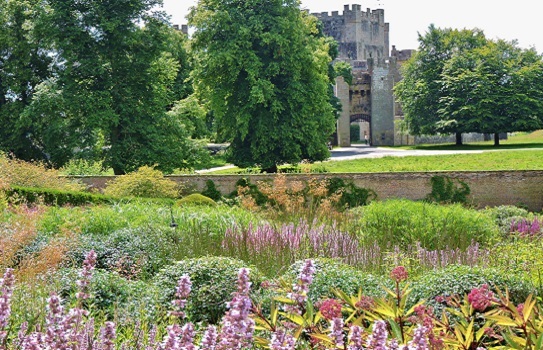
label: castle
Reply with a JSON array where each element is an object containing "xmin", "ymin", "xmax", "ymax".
[{"xmin": 313, "ymin": 4, "xmax": 414, "ymax": 146}]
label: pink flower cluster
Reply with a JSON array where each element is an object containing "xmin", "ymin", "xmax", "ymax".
[
  {"xmin": 467, "ymin": 284, "xmax": 495, "ymax": 312},
  {"xmin": 390, "ymin": 266, "xmax": 408, "ymax": 283}
]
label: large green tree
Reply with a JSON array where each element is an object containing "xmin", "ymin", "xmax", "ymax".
[
  {"xmin": 23, "ymin": 0, "xmax": 207, "ymax": 174},
  {"xmin": 0, "ymin": 0, "xmax": 52, "ymax": 161},
  {"xmin": 394, "ymin": 25, "xmax": 487, "ymax": 145},
  {"xmin": 439, "ymin": 40, "xmax": 543, "ymax": 145},
  {"xmin": 188, "ymin": 0, "xmax": 336, "ymax": 172}
]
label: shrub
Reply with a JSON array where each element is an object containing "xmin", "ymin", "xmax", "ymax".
[
  {"xmin": 153, "ymin": 257, "xmax": 263, "ymax": 324},
  {"xmin": 489, "ymin": 240, "xmax": 543, "ymax": 289},
  {"xmin": 201, "ymin": 179, "xmax": 222, "ymax": 201},
  {"xmin": 103, "ymin": 166, "xmax": 180, "ymax": 198},
  {"xmin": 352, "ymin": 199, "xmax": 499, "ymax": 250},
  {"xmin": 326, "ymin": 177, "xmax": 376, "ymax": 209},
  {"xmin": 0, "ymin": 153, "xmax": 84, "ymax": 191},
  {"xmin": 229, "ymin": 177, "xmax": 268, "ymax": 206},
  {"xmin": 70, "ymin": 227, "xmax": 177, "ymax": 280},
  {"xmin": 0, "ymin": 178, "xmax": 8, "ymax": 211},
  {"xmin": 426, "ymin": 175, "xmax": 471, "ymax": 205},
  {"xmin": 6, "ymin": 186, "xmax": 114, "ymax": 206},
  {"xmin": 409, "ymin": 264, "xmax": 535, "ymax": 312},
  {"xmin": 283, "ymin": 258, "xmax": 386, "ymax": 303},
  {"xmin": 57, "ymin": 268, "xmax": 161, "ymax": 320},
  {"xmin": 481, "ymin": 205, "xmax": 531, "ymax": 235},
  {"xmin": 60, "ymin": 158, "xmax": 108, "ymax": 176},
  {"xmin": 176, "ymin": 193, "xmax": 217, "ymax": 207}
]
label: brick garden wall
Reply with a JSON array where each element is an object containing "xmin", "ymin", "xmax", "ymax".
[{"xmin": 75, "ymin": 171, "xmax": 543, "ymax": 212}]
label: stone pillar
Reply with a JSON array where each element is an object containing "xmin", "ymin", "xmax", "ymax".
[
  {"xmin": 370, "ymin": 63, "xmax": 395, "ymax": 146},
  {"xmin": 335, "ymin": 76, "xmax": 351, "ymax": 147}
]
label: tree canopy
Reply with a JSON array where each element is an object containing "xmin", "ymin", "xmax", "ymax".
[
  {"xmin": 188, "ymin": 0, "xmax": 336, "ymax": 172},
  {"xmin": 0, "ymin": 0, "xmax": 209, "ymax": 174},
  {"xmin": 395, "ymin": 25, "xmax": 543, "ymax": 145}
]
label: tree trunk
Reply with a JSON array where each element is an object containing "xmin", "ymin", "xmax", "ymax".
[
  {"xmin": 455, "ymin": 132, "xmax": 463, "ymax": 146},
  {"xmin": 494, "ymin": 133, "xmax": 500, "ymax": 146}
]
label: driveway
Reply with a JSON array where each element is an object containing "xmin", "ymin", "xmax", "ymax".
[{"xmin": 329, "ymin": 144, "xmax": 484, "ymax": 161}]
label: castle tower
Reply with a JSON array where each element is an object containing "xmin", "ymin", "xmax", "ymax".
[
  {"xmin": 313, "ymin": 5, "xmax": 389, "ymax": 62},
  {"xmin": 314, "ymin": 4, "xmax": 398, "ymax": 147}
]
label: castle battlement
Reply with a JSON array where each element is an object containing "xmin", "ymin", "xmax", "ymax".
[{"xmin": 312, "ymin": 4, "xmax": 385, "ymax": 24}]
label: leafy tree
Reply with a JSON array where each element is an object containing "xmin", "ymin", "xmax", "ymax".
[
  {"xmin": 439, "ymin": 40, "xmax": 543, "ymax": 145},
  {"xmin": 0, "ymin": 0, "xmax": 52, "ymax": 161},
  {"xmin": 333, "ymin": 61, "xmax": 353, "ymax": 85},
  {"xmin": 394, "ymin": 25, "xmax": 487, "ymax": 145},
  {"xmin": 23, "ymin": 0, "xmax": 207, "ymax": 174},
  {"xmin": 188, "ymin": 0, "xmax": 336, "ymax": 173}
]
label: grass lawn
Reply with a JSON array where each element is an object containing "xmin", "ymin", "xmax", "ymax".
[
  {"xmin": 206, "ymin": 130, "xmax": 543, "ymax": 174},
  {"xmin": 313, "ymin": 150, "xmax": 543, "ymax": 173},
  {"xmin": 391, "ymin": 130, "xmax": 543, "ymax": 150}
]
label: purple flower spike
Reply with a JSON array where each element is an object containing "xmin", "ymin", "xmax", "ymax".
[
  {"xmin": 367, "ymin": 320, "xmax": 388, "ymax": 350},
  {"xmin": 171, "ymin": 274, "xmax": 192, "ymax": 319},
  {"xmin": 180, "ymin": 322, "xmax": 197, "ymax": 350},
  {"xmin": 100, "ymin": 321, "xmax": 116, "ymax": 350},
  {"xmin": 0, "ymin": 268, "xmax": 15, "ymax": 342},
  {"xmin": 217, "ymin": 268, "xmax": 254, "ymax": 349},
  {"xmin": 330, "ymin": 317, "xmax": 345, "ymax": 347},
  {"xmin": 270, "ymin": 329, "xmax": 296, "ymax": 350},
  {"xmin": 76, "ymin": 250, "xmax": 97, "ymax": 301},
  {"xmin": 201, "ymin": 325, "xmax": 218, "ymax": 349},
  {"xmin": 348, "ymin": 325, "xmax": 364, "ymax": 350}
]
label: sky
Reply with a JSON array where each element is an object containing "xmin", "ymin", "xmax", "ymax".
[{"xmin": 163, "ymin": 0, "xmax": 542, "ymax": 53}]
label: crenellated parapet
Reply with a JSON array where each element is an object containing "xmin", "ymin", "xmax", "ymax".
[{"xmin": 315, "ymin": 4, "xmax": 385, "ymax": 24}]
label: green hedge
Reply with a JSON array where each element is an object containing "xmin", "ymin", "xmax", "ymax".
[
  {"xmin": 6, "ymin": 186, "xmax": 177, "ymax": 207},
  {"xmin": 6, "ymin": 186, "xmax": 114, "ymax": 206}
]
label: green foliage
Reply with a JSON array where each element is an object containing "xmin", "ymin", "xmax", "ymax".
[
  {"xmin": 103, "ymin": 166, "xmax": 180, "ymax": 199},
  {"xmin": 395, "ymin": 25, "xmax": 543, "ymax": 142},
  {"xmin": 57, "ymin": 268, "xmax": 160, "ymax": 319},
  {"xmin": 229, "ymin": 178, "xmax": 268, "ymax": 206},
  {"xmin": 333, "ymin": 61, "xmax": 353, "ymax": 85},
  {"xmin": 154, "ymin": 257, "xmax": 263, "ymax": 324},
  {"xmin": 0, "ymin": 0, "xmax": 52, "ymax": 162},
  {"xmin": 284, "ymin": 259, "xmax": 386, "ymax": 303},
  {"xmin": 19, "ymin": 0, "xmax": 207, "ymax": 173},
  {"xmin": 200, "ymin": 180, "xmax": 223, "ymax": 201},
  {"xmin": 395, "ymin": 26, "xmax": 488, "ymax": 138},
  {"xmin": 439, "ymin": 40, "xmax": 543, "ymax": 145},
  {"xmin": 489, "ymin": 240, "xmax": 543, "ymax": 289},
  {"xmin": 0, "ymin": 153, "xmax": 85, "ymax": 191},
  {"xmin": 176, "ymin": 193, "xmax": 217, "ymax": 207},
  {"xmin": 352, "ymin": 199, "xmax": 498, "ymax": 249},
  {"xmin": 409, "ymin": 265, "xmax": 535, "ymax": 310},
  {"xmin": 426, "ymin": 175, "xmax": 471, "ymax": 204},
  {"xmin": 326, "ymin": 177, "xmax": 377, "ymax": 209},
  {"xmin": 0, "ymin": 178, "xmax": 8, "ymax": 211},
  {"xmin": 60, "ymin": 159, "xmax": 109, "ymax": 176},
  {"xmin": 167, "ymin": 94, "xmax": 210, "ymax": 139},
  {"xmin": 70, "ymin": 227, "xmax": 177, "ymax": 280},
  {"xmin": 6, "ymin": 186, "xmax": 114, "ymax": 206},
  {"xmin": 482, "ymin": 205, "xmax": 531, "ymax": 235},
  {"xmin": 189, "ymin": 1, "xmax": 336, "ymax": 171}
]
